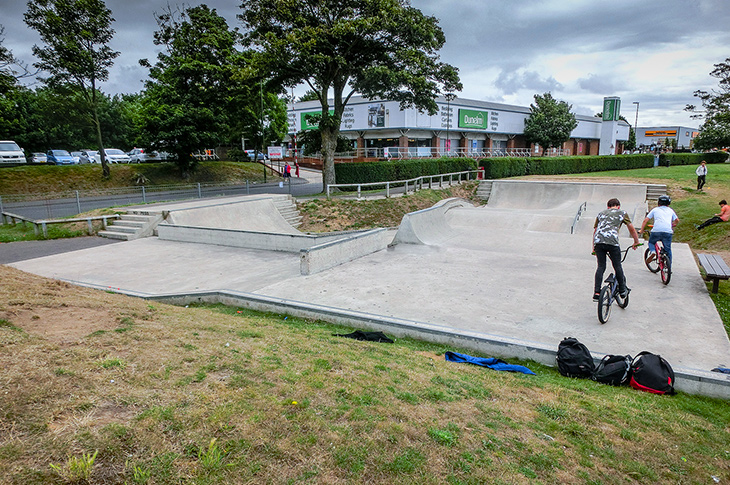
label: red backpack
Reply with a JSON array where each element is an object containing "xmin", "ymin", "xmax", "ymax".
[{"xmin": 629, "ymin": 352, "xmax": 676, "ymax": 395}]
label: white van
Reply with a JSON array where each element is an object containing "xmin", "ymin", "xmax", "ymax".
[{"xmin": 0, "ymin": 140, "xmax": 27, "ymax": 166}]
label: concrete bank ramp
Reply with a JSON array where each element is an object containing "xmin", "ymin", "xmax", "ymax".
[
  {"xmin": 484, "ymin": 180, "xmax": 648, "ymax": 235},
  {"xmin": 393, "ymin": 198, "xmax": 474, "ymax": 245},
  {"xmin": 163, "ymin": 197, "xmax": 300, "ymax": 235}
]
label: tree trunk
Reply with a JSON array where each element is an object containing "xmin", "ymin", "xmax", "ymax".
[
  {"xmin": 93, "ymin": 108, "xmax": 109, "ymax": 179},
  {"xmin": 320, "ymin": 126, "xmax": 338, "ymax": 193}
]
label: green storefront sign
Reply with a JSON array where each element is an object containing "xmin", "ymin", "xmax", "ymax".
[
  {"xmin": 602, "ymin": 98, "xmax": 621, "ymax": 122},
  {"xmin": 458, "ymin": 109, "xmax": 488, "ymax": 129},
  {"xmin": 300, "ymin": 110, "xmax": 335, "ymax": 130}
]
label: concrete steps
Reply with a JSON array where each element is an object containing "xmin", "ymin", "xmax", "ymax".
[
  {"xmin": 646, "ymin": 184, "xmax": 667, "ymax": 201},
  {"xmin": 273, "ymin": 195, "xmax": 303, "ymax": 228},
  {"xmin": 99, "ymin": 212, "xmax": 164, "ymax": 240},
  {"xmin": 476, "ymin": 180, "xmax": 493, "ymax": 202}
]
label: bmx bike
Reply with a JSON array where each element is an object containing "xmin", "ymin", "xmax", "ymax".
[
  {"xmin": 643, "ymin": 239, "xmax": 671, "ymax": 285},
  {"xmin": 597, "ymin": 244, "xmax": 642, "ymax": 324}
]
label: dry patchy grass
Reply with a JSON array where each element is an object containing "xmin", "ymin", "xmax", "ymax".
[{"xmin": 0, "ymin": 265, "xmax": 729, "ymax": 484}]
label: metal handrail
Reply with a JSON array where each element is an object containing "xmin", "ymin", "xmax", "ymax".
[
  {"xmin": 326, "ymin": 169, "xmax": 484, "ymax": 199},
  {"xmin": 570, "ymin": 201, "xmax": 588, "ymax": 234}
]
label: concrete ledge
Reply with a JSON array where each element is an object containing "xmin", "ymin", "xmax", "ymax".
[
  {"xmin": 157, "ymin": 224, "xmax": 352, "ymax": 252},
  {"xmin": 300, "ymin": 228, "xmax": 395, "ymax": 275},
  {"xmin": 135, "ymin": 288, "xmax": 730, "ymax": 400}
]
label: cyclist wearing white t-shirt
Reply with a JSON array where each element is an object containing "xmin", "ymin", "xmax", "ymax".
[{"xmin": 640, "ymin": 195, "xmax": 679, "ymax": 264}]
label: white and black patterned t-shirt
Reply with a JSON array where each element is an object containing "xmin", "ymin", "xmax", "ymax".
[{"xmin": 593, "ymin": 208, "xmax": 631, "ymax": 246}]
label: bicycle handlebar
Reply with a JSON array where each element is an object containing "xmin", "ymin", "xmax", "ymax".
[{"xmin": 621, "ymin": 243, "xmax": 643, "ymax": 262}]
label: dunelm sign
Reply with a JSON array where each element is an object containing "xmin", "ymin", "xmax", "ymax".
[{"xmin": 458, "ymin": 109, "xmax": 488, "ymax": 129}]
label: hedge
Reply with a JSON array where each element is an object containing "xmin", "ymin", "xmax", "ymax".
[
  {"xmin": 659, "ymin": 151, "xmax": 728, "ymax": 167},
  {"xmin": 334, "ymin": 157, "xmax": 479, "ymax": 185},
  {"xmin": 478, "ymin": 154, "xmax": 655, "ymax": 178}
]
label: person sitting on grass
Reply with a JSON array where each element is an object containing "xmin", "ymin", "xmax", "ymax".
[{"xmin": 697, "ymin": 200, "xmax": 730, "ymax": 230}]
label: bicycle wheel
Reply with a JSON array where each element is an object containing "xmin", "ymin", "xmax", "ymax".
[
  {"xmin": 660, "ymin": 252, "xmax": 671, "ymax": 285},
  {"xmin": 597, "ymin": 285, "xmax": 612, "ymax": 324},
  {"xmin": 644, "ymin": 247, "xmax": 660, "ymax": 273},
  {"xmin": 615, "ymin": 288, "xmax": 630, "ymax": 308}
]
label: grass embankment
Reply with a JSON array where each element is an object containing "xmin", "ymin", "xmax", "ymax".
[
  {"xmin": 0, "ymin": 265, "xmax": 728, "ymax": 484},
  {"xmin": 0, "ymin": 161, "xmax": 268, "ymax": 196}
]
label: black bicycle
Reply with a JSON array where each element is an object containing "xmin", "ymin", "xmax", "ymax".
[{"xmin": 597, "ymin": 244, "xmax": 642, "ymax": 324}]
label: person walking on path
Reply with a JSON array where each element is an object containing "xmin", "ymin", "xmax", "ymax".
[
  {"xmin": 640, "ymin": 195, "xmax": 679, "ymax": 264},
  {"xmin": 697, "ymin": 199, "xmax": 730, "ymax": 230},
  {"xmin": 593, "ymin": 198, "xmax": 641, "ymax": 301},
  {"xmin": 284, "ymin": 162, "xmax": 291, "ymax": 178},
  {"xmin": 696, "ymin": 160, "xmax": 708, "ymax": 191},
  {"xmin": 295, "ymin": 160, "xmax": 300, "ymax": 177}
]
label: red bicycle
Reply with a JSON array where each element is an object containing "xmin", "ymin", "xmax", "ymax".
[{"xmin": 643, "ymin": 234, "xmax": 671, "ymax": 285}]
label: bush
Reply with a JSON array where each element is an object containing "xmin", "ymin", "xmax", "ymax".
[
  {"xmin": 334, "ymin": 158, "xmax": 478, "ymax": 185},
  {"xmin": 227, "ymin": 148, "xmax": 248, "ymax": 163},
  {"xmin": 478, "ymin": 154, "xmax": 654, "ymax": 179},
  {"xmin": 660, "ymin": 151, "xmax": 728, "ymax": 167}
]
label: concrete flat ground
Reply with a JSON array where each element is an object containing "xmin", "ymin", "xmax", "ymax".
[{"xmin": 8, "ymin": 182, "xmax": 730, "ymax": 375}]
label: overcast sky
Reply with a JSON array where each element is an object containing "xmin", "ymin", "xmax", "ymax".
[{"xmin": 2, "ymin": 0, "xmax": 729, "ymax": 128}]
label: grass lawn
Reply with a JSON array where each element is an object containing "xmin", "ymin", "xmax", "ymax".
[{"xmin": 1, "ymin": 265, "xmax": 729, "ymax": 484}]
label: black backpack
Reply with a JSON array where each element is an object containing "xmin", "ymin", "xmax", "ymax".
[
  {"xmin": 629, "ymin": 351, "xmax": 676, "ymax": 395},
  {"xmin": 591, "ymin": 354, "xmax": 632, "ymax": 386},
  {"xmin": 556, "ymin": 337, "xmax": 595, "ymax": 378}
]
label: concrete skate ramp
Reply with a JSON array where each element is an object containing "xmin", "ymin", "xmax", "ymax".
[
  {"xmin": 163, "ymin": 198, "xmax": 300, "ymax": 235},
  {"xmin": 393, "ymin": 198, "xmax": 474, "ymax": 245},
  {"xmin": 484, "ymin": 180, "xmax": 648, "ymax": 234}
]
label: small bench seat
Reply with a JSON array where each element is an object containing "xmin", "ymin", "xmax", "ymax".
[{"xmin": 697, "ymin": 253, "xmax": 730, "ymax": 294}]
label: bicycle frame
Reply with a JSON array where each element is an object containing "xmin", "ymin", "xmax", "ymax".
[{"xmin": 597, "ymin": 245, "xmax": 638, "ymax": 323}]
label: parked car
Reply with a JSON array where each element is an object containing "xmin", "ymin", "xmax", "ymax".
[
  {"xmin": 31, "ymin": 152, "xmax": 47, "ymax": 164},
  {"xmin": 104, "ymin": 148, "xmax": 131, "ymax": 164},
  {"xmin": 0, "ymin": 140, "xmax": 27, "ymax": 166},
  {"xmin": 70, "ymin": 151, "xmax": 82, "ymax": 164},
  {"xmin": 79, "ymin": 150, "xmax": 99, "ymax": 164},
  {"xmin": 46, "ymin": 149, "xmax": 76, "ymax": 165},
  {"xmin": 128, "ymin": 147, "xmax": 163, "ymax": 163},
  {"xmin": 245, "ymin": 149, "xmax": 268, "ymax": 161}
]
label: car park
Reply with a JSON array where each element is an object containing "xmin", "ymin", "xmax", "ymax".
[
  {"xmin": 104, "ymin": 148, "xmax": 131, "ymax": 163},
  {"xmin": 0, "ymin": 140, "xmax": 27, "ymax": 166},
  {"xmin": 31, "ymin": 152, "xmax": 47, "ymax": 164},
  {"xmin": 46, "ymin": 149, "xmax": 76, "ymax": 165}
]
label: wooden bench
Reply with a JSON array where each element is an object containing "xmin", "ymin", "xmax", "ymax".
[{"xmin": 697, "ymin": 253, "xmax": 730, "ymax": 294}]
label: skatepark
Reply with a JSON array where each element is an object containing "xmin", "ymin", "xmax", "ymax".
[{"xmin": 8, "ymin": 179, "xmax": 730, "ymax": 398}]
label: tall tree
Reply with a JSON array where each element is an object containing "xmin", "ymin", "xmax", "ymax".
[
  {"xmin": 239, "ymin": 0, "xmax": 461, "ymax": 190},
  {"xmin": 140, "ymin": 4, "xmax": 276, "ymax": 177},
  {"xmin": 24, "ymin": 0, "xmax": 119, "ymax": 177},
  {"xmin": 686, "ymin": 57, "xmax": 730, "ymax": 150},
  {"xmin": 523, "ymin": 93, "xmax": 578, "ymax": 150}
]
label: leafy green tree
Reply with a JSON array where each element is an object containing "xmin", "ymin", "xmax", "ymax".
[
  {"xmin": 524, "ymin": 93, "xmax": 578, "ymax": 150},
  {"xmin": 24, "ymin": 0, "xmax": 120, "ymax": 177},
  {"xmin": 686, "ymin": 57, "xmax": 730, "ymax": 150},
  {"xmin": 239, "ymin": 0, "xmax": 461, "ymax": 190},
  {"xmin": 140, "ymin": 5, "xmax": 281, "ymax": 177}
]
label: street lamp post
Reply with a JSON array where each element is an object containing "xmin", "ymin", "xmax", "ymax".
[
  {"xmin": 445, "ymin": 93, "xmax": 456, "ymax": 155},
  {"xmin": 632, "ymin": 101, "xmax": 639, "ymax": 150}
]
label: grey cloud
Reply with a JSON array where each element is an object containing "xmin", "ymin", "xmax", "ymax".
[{"xmin": 495, "ymin": 69, "xmax": 563, "ymax": 95}]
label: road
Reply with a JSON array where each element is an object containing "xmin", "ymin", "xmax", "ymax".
[{"xmin": 1, "ymin": 168, "xmax": 324, "ymax": 220}]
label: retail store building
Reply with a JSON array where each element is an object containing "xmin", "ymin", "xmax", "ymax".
[{"xmin": 286, "ymin": 95, "xmax": 631, "ymax": 158}]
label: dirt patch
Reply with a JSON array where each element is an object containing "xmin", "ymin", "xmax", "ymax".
[
  {"xmin": 5, "ymin": 306, "xmax": 119, "ymax": 344},
  {"xmin": 48, "ymin": 401, "xmax": 137, "ymax": 434}
]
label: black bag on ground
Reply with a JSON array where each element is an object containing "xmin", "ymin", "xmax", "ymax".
[
  {"xmin": 629, "ymin": 351, "xmax": 676, "ymax": 395},
  {"xmin": 556, "ymin": 337, "xmax": 595, "ymax": 378},
  {"xmin": 591, "ymin": 354, "xmax": 632, "ymax": 386}
]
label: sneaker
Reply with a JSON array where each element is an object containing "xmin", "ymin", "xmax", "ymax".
[
  {"xmin": 593, "ymin": 292, "xmax": 600, "ymax": 301},
  {"xmin": 619, "ymin": 288, "xmax": 630, "ymax": 299},
  {"xmin": 646, "ymin": 253, "xmax": 656, "ymax": 263}
]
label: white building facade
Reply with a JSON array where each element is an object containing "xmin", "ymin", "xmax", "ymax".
[{"xmin": 287, "ymin": 95, "xmax": 631, "ymax": 158}]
